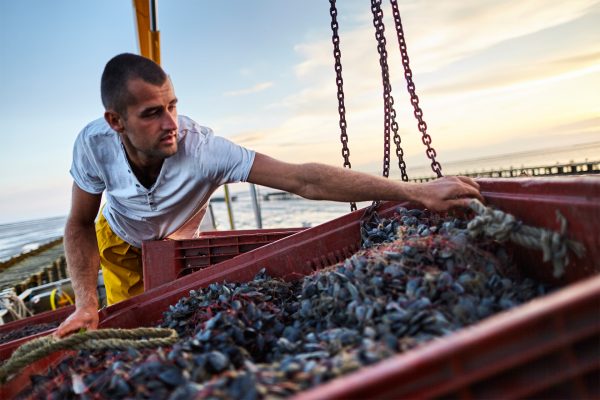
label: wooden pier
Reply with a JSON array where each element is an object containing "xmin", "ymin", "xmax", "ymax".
[
  {"xmin": 411, "ymin": 160, "xmax": 599, "ymax": 182},
  {"xmin": 0, "ymin": 240, "xmax": 66, "ymax": 294}
]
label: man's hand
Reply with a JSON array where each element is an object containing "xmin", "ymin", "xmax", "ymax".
[
  {"xmin": 417, "ymin": 176, "xmax": 484, "ymax": 212},
  {"xmin": 54, "ymin": 306, "xmax": 99, "ymax": 338}
]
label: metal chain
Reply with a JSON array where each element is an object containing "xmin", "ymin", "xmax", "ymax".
[
  {"xmin": 389, "ymin": 96, "xmax": 408, "ymax": 181},
  {"xmin": 390, "ymin": 0, "xmax": 442, "ymax": 177},
  {"xmin": 371, "ymin": 0, "xmax": 409, "ymax": 181},
  {"xmin": 330, "ymin": 0, "xmax": 357, "ymax": 211}
]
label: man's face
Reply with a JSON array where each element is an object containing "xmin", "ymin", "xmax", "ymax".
[{"xmin": 108, "ymin": 78, "xmax": 179, "ymax": 166}]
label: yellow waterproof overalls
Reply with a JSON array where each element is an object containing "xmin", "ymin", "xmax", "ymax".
[
  {"xmin": 95, "ymin": 206, "xmax": 211, "ymax": 305},
  {"xmin": 95, "ymin": 213, "xmax": 143, "ymax": 305}
]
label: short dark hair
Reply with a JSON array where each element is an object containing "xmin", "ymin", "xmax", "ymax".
[{"xmin": 100, "ymin": 53, "xmax": 167, "ymax": 116}]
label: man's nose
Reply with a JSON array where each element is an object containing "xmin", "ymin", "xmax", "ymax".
[{"xmin": 162, "ymin": 109, "xmax": 178, "ymax": 131}]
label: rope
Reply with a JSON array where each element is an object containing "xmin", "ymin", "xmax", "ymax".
[
  {"xmin": 0, "ymin": 292, "xmax": 33, "ymax": 320},
  {"xmin": 0, "ymin": 327, "xmax": 178, "ymax": 383},
  {"xmin": 467, "ymin": 199, "xmax": 585, "ymax": 278}
]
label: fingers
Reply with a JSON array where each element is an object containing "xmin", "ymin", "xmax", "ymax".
[
  {"xmin": 55, "ymin": 320, "xmax": 80, "ymax": 338},
  {"xmin": 54, "ymin": 310, "xmax": 99, "ymax": 338},
  {"xmin": 418, "ymin": 176, "xmax": 484, "ymax": 212},
  {"xmin": 446, "ymin": 176, "xmax": 485, "ymax": 204},
  {"xmin": 55, "ymin": 318, "xmax": 89, "ymax": 338},
  {"xmin": 456, "ymin": 197, "xmax": 474, "ymax": 209},
  {"xmin": 456, "ymin": 175, "xmax": 480, "ymax": 189},
  {"xmin": 459, "ymin": 183, "xmax": 485, "ymax": 204},
  {"xmin": 55, "ymin": 325, "xmax": 74, "ymax": 338},
  {"xmin": 55, "ymin": 321, "xmax": 97, "ymax": 338}
]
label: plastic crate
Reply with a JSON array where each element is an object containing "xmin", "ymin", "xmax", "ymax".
[
  {"xmin": 142, "ymin": 227, "xmax": 305, "ymax": 290},
  {"xmin": 1, "ymin": 177, "xmax": 599, "ymax": 399}
]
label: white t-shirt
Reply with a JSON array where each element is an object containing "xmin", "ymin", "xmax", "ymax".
[{"xmin": 70, "ymin": 115, "xmax": 255, "ymax": 247}]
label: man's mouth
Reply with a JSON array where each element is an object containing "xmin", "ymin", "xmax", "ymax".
[{"xmin": 160, "ymin": 134, "xmax": 176, "ymax": 144}]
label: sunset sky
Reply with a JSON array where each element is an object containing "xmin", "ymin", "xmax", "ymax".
[{"xmin": 1, "ymin": 0, "xmax": 598, "ymax": 223}]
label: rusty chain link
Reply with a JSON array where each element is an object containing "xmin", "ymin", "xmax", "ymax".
[
  {"xmin": 389, "ymin": 96, "xmax": 409, "ymax": 180},
  {"xmin": 330, "ymin": 0, "xmax": 357, "ymax": 211},
  {"xmin": 390, "ymin": 0, "xmax": 442, "ymax": 177},
  {"xmin": 371, "ymin": 0, "xmax": 409, "ymax": 182}
]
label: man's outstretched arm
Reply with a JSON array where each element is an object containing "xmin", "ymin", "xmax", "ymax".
[
  {"xmin": 247, "ymin": 153, "xmax": 483, "ymax": 212},
  {"xmin": 55, "ymin": 183, "xmax": 102, "ymax": 337}
]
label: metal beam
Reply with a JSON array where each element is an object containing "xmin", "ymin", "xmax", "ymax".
[{"xmin": 132, "ymin": 0, "xmax": 161, "ymax": 65}]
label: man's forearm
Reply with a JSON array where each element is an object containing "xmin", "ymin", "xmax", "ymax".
[
  {"xmin": 295, "ymin": 163, "xmax": 420, "ymax": 203},
  {"xmin": 249, "ymin": 153, "xmax": 483, "ymax": 213},
  {"xmin": 64, "ymin": 220, "xmax": 100, "ymax": 309}
]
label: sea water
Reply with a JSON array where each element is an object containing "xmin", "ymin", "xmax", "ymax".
[
  {"xmin": 0, "ymin": 216, "xmax": 67, "ymax": 262},
  {"xmin": 0, "ymin": 198, "xmax": 369, "ymax": 263}
]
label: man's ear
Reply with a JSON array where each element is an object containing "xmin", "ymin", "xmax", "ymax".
[{"xmin": 104, "ymin": 111, "xmax": 125, "ymax": 133}]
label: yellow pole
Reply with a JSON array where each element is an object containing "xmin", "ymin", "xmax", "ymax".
[
  {"xmin": 149, "ymin": 30, "xmax": 161, "ymax": 65},
  {"xmin": 223, "ymin": 184, "xmax": 235, "ymax": 230},
  {"xmin": 132, "ymin": 0, "xmax": 161, "ymax": 65}
]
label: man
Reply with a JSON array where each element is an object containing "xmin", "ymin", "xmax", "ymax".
[{"xmin": 56, "ymin": 53, "xmax": 483, "ymax": 337}]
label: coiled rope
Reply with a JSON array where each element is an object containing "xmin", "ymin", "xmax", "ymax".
[
  {"xmin": 0, "ymin": 327, "xmax": 178, "ymax": 383},
  {"xmin": 467, "ymin": 199, "xmax": 585, "ymax": 278},
  {"xmin": 0, "ymin": 292, "xmax": 33, "ymax": 321}
]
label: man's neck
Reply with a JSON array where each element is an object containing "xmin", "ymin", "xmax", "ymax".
[
  {"xmin": 131, "ymin": 161, "xmax": 163, "ymax": 189},
  {"xmin": 123, "ymin": 148, "xmax": 164, "ymax": 189}
]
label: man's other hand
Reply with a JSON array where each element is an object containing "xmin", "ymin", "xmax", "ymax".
[
  {"xmin": 54, "ymin": 306, "xmax": 99, "ymax": 338},
  {"xmin": 418, "ymin": 176, "xmax": 484, "ymax": 212}
]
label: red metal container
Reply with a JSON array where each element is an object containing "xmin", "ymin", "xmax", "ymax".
[{"xmin": 1, "ymin": 177, "xmax": 599, "ymax": 399}]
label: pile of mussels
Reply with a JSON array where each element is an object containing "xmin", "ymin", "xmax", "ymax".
[
  {"xmin": 18, "ymin": 207, "xmax": 550, "ymax": 399},
  {"xmin": 0, "ymin": 322, "xmax": 60, "ymax": 345}
]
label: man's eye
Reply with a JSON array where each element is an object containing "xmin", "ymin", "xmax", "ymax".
[{"xmin": 144, "ymin": 110, "xmax": 160, "ymax": 118}]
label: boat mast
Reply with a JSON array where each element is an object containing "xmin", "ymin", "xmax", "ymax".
[{"xmin": 132, "ymin": 0, "xmax": 161, "ymax": 65}]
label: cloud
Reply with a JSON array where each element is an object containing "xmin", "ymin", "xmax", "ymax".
[
  {"xmin": 228, "ymin": 131, "xmax": 269, "ymax": 146},
  {"xmin": 223, "ymin": 81, "xmax": 274, "ymax": 97},
  {"xmin": 392, "ymin": 0, "xmax": 599, "ymax": 72},
  {"xmin": 293, "ymin": 0, "xmax": 599, "ymax": 76},
  {"xmin": 426, "ymin": 51, "xmax": 600, "ymax": 96},
  {"xmin": 283, "ymin": 1, "xmax": 600, "ymax": 116},
  {"xmin": 223, "ymin": 1, "xmax": 600, "ymax": 171}
]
